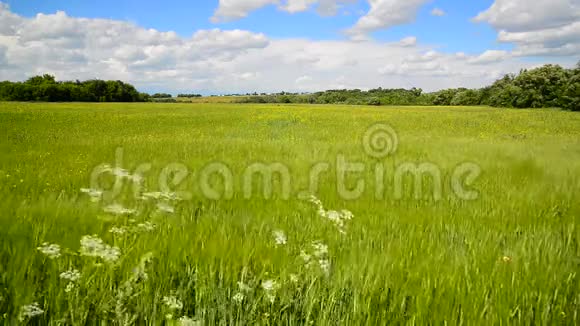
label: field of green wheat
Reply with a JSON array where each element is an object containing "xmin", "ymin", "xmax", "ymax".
[{"xmin": 1, "ymin": 102, "xmax": 579, "ymax": 325}]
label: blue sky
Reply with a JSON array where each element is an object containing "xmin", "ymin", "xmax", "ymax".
[{"xmin": 0, "ymin": 0, "xmax": 577, "ymax": 93}]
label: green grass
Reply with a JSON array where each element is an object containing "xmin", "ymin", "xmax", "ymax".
[{"xmin": 1, "ymin": 102, "xmax": 579, "ymax": 324}]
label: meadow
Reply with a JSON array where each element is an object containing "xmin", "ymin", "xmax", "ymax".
[{"xmin": 0, "ymin": 102, "xmax": 579, "ymax": 325}]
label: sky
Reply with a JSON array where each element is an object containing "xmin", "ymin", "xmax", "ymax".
[{"xmin": 0, "ymin": 0, "xmax": 578, "ymax": 94}]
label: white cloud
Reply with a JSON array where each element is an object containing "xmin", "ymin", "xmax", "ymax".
[
  {"xmin": 316, "ymin": 0, "xmax": 358, "ymax": 16},
  {"xmin": 398, "ymin": 36, "xmax": 417, "ymax": 47},
  {"xmin": 211, "ymin": 0, "xmax": 429, "ymax": 41},
  {"xmin": 430, "ymin": 8, "xmax": 445, "ymax": 17},
  {"xmin": 280, "ymin": 0, "xmax": 318, "ymax": 13},
  {"xmin": 474, "ymin": 0, "xmax": 580, "ymax": 56},
  {"xmin": 467, "ymin": 50, "xmax": 510, "ymax": 64},
  {"xmin": 211, "ymin": 0, "xmax": 277, "ymax": 22},
  {"xmin": 0, "ymin": 3, "xmax": 543, "ymax": 94},
  {"xmin": 211, "ymin": 0, "xmax": 356, "ymax": 22},
  {"xmin": 345, "ymin": 0, "xmax": 429, "ymax": 40}
]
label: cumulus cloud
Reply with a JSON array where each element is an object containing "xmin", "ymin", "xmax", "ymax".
[
  {"xmin": 211, "ymin": 0, "xmax": 277, "ymax": 22},
  {"xmin": 345, "ymin": 0, "xmax": 429, "ymax": 40},
  {"xmin": 398, "ymin": 36, "xmax": 417, "ymax": 47},
  {"xmin": 467, "ymin": 50, "xmax": 510, "ymax": 64},
  {"xmin": 211, "ymin": 0, "xmax": 431, "ymax": 40},
  {"xmin": 0, "ymin": 3, "xmax": 538, "ymax": 93},
  {"xmin": 474, "ymin": 0, "xmax": 580, "ymax": 56},
  {"xmin": 211, "ymin": 0, "xmax": 356, "ymax": 22},
  {"xmin": 315, "ymin": 0, "xmax": 358, "ymax": 16},
  {"xmin": 430, "ymin": 8, "xmax": 445, "ymax": 17}
]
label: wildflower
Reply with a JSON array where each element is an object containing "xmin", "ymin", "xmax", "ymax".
[
  {"xmin": 18, "ymin": 302, "xmax": 44, "ymax": 321},
  {"xmin": 178, "ymin": 316, "xmax": 201, "ymax": 326},
  {"xmin": 109, "ymin": 226, "xmax": 128, "ymax": 235},
  {"xmin": 65, "ymin": 283, "xmax": 76, "ymax": 293},
  {"xmin": 300, "ymin": 250, "xmax": 313, "ymax": 268},
  {"xmin": 233, "ymin": 292, "xmax": 245, "ymax": 303},
  {"xmin": 103, "ymin": 204, "xmax": 136, "ymax": 216},
  {"xmin": 135, "ymin": 221, "xmax": 156, "ymax": 233},
  {"xmin": 131, "ymin": 252, "xmax": 154, "ymax": 282},
  {"xmin": 237, "ymin": 281, "xmax": 252, "ymax": 293},
  {"xmin": 311, "ymin": 241, "xmax": 328, "ymax": 258},
  {"xmin": 79, "ymin": 235, "xmax": 121, "ymax": 263},
  {"xmin": 37, "ymin": 242, "xmax": 61, "ymax": 259},
  {"xmin": 156, "ymin": 202, "xmax": 175, "ymax": 214},
  {"xmin": 60, "ymin": 269, "xmax": 81, "ymax": 282},
  {"xmin": 273, "ymin": 230, "xmax": 287, "ymax": 246},
  {"xmin": 163, "ymin": 295, "xmax": 183, "ymax": 311},
  {"xmin": 289, "ymin": 274, "xmax": 299, "ymax": 283},
  {"xmin": 502, "ymin": 256, "xmax": 512, "ymax": 263},
  {"xmin": 307, "ymin": 195, "xmax": 353, "ymax": 234},
  {"xmin": 307, "ymin": 195, "xmax": 324, "ymax": 209},
  {"xmin": 318, "ymin": 259, "xmax": 331, "ymax": 276},
  {"xmin": 80, "ymin": 188, "xmax": 103, "ymax": 202},
  {"xmin": 261, "ymin": 279, "xmax": 279, "ymax": 304},
  {"xmin": 340, "ymin": 209, "xmax": 353, "ymax": 220}
]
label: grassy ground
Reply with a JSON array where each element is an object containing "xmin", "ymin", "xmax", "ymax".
[
  {"xmin": 0, "ymin": 102, "xmax": 579, "ymax": 324},
  {"xmin": 175, "ymin": 96, "xmax": 246, "ymax": 103}
]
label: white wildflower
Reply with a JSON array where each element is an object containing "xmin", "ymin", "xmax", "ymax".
[
  {"xmin": 289, "ymin": 274, "xmax": 299, "ymax": 283},
  {"xmin": 299, "ymin": 250, "xmax": 313, "ymax": 268},
  {"xmin": 163, "ymin": 295, "xmax": 183, "ymax": 311},
  {"xmin": 109, "ymin": 226, "xmax": 128, "ymax": 235},
  {"xmin": 311, "ymin": 241, "xmax": 328, "ymax": 258},
  {"xmin": 261, "ymin": 279, "xmax": 279, "ymax": 304},
  {"xmin": 135, "ymin": 221, "xmax": 156, "ymax": 232},
  {"xmin": 237, "ymin": 281, "xmax": 252, "ymax": 293},
  {"xmin": 178, "ymin": 316, "xmax": 201, "ymax": 326},
  {"xmin": 307, "ymin": 195, "xmax": 324, "ymax": 209},
  {"xmin": 37, "ymin": 242, "xmax": 61, "ymax": 259},
  {"xmin": 273, "ymin": 230, "xmax": 287, "ymax": 246},
  {"xmin": 326, "ymin": 210, "xmax": 341, "ymax": 222},
  {"xmin": 232, "ymin": 292, "xmax": 245, "ymax": 303},
  {"xmin": 261, "ymin": 279, "xmax": 278, "ymax": 291},
  {"xmin": 340, "ymin": 209, "xmax": 353, "ymax": 220},
  {"xmin": 18, "ymin": 302, "xmax": 44, "ymax": 321},
  {"xmin": 60, "ymin": 269, "xmax": 81, "ymax": 282},
  {"xmin": 156, "ymin": 202, "xmax": 175, "ymax": 214},
  {"xmin": 80, "ymin": 188, "xmax": 103, "ymax": 202},
  {"xmin": 130, "ymin": 252, "xmax": 154, "ymax": 282},
  {"xmin": 307, "ymin": 196, "xmax": 353, "ymax": 234},
  {"xmin": 65, "ymin": 282, "xmax": 76, "ymax": 293},
  {"xmin": 79, "ymin": 235, "xmax": 121, "ymax": 263},
  {"xmin": 104, "ymin": 203, "xmax": 136, "ymax": 216},
  {"xmin": 319, "ymin": 259, "xmax": 331, "ymax": 276}
]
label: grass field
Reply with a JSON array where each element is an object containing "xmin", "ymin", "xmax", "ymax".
[
  {"xmin": 1, "ymin": 102, "xmax": 579, "ymax": 324},
  {"xmin": 175, "ymin": 96, "xmax": 245, "ymax": 103}
]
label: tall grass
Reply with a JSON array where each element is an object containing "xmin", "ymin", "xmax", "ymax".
[{"xmin": 0, "ymin": 102, "xmax": 579, "ymax": 324}]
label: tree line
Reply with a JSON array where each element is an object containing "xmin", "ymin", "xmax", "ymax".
[
  {"xmin": 0, "ymin": 63, "xmax": 577, "ymax": 109},
  {"xmin": 0, "ymin": 75, "xmax": 150, "ymax": 102},
  {"xmin": 239, "ymin": 63, "xmax": 579, "ymax": 111}
]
